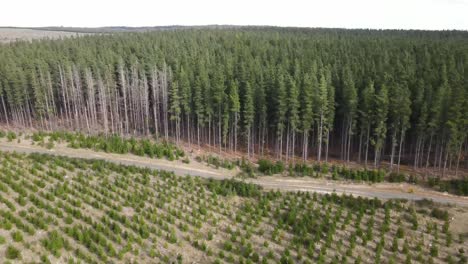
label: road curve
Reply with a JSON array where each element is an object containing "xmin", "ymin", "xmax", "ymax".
[{"xmin": 1, "ymin": 141, "xmax": 467, "ymax": 207}]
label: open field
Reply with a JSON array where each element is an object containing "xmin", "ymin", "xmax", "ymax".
[
  {"xmin": 0, "ymin": 151, "xmax": 466, "ymax": 263},
  {"xmin": 0, "ymin": 28, "xmax": 88, "ymax": 43}
]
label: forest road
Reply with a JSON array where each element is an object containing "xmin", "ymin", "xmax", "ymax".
[{"xmin": 1, "ymin": 141, "xmax": 467, "ymax": 207}]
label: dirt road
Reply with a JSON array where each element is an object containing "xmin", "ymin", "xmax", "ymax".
[{"xmin": 1, "ymin": 141, "xmax": 467, "ymax": 207}]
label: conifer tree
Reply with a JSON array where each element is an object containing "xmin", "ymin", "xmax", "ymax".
[
  {"xmin": 373, "ymin": 84, "xmax": 389, "ymax": 167},
  {"xmin": 243, "ymin": 81, "xmax": 255, "ymax": 157},
  {"xmin": 300, "ymin": 72, "xmax": 314, "ymax": 161}
]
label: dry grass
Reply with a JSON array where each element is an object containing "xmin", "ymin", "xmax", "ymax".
[{"xmin": 0, "ymin": 28, "xmax": 88, "ymax": 43}]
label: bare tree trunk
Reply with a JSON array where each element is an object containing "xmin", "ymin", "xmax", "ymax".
[
  {"xmin": 303, "ymin": 131, "xmax": 308, "ymax": 161},
  {"xmin": 358, "ymin": 131, "xmax": 363, "ymax": 163},
  {"xmin": 247, "ymin": 127, "xmax": 251, "ymax": 158},
  {"xmin": 292, "ymin": 130, "xmax": 296, "ymax": 164},
  {"xmin": 346, "ymin": 119, "xmax": 352, "ymax": 163},
  {"xmin": 162, "ymin": 66, "xmax": 169, "ymax": 140},
  {"xmin": 438, "ymin": 141, "xmax": 444, "ymax": 173},
  {"xmin": 286, "ymin": 124, "xmax": 290, "ymax": 162},
  {"xmin": 397, "ymin": 128, "xmax": 405, "ymax": 173},
  {"xmin": 390, "ymin": 130, "xmax": 397, "ymax": 170},
  {"xmin": 234, "ymin": 112, "xmax": 238, "ymax": 153},
  {"xmin": 317, "ymin": 115, "xmax": 323, "ymax": 162},
  {"xmin": 341, "ymin": 119, "xmax": 346, "ymax": 161},
  {"xmin": 455, "ymin": 142, "xmax": 462, "ymax": 176},
  {"xmin": 1, "ymin": 96, "xmax": 9, "ymax": 127},
  {"xmin": 442, "ymin": 146, "xmax": 449, "ymax": 178},
  {"xmin": 278, "ymin": 129, "xmax": 283, "ymax": 160},
  {"xmin": 365, "ymin": 124, "xmax": 370, "ymax": 168},
  {"xmin": 325, "ymin": 129, "xmax": 330, "ymax": 163},
  {"xmin": 414, "ymin": 136, "xmax": 420, "ymax": 169}
]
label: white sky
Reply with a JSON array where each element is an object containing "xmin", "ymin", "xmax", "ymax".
[{"xmin": 1, "ymin": 0, "xmax": 467, "ymax": 30}]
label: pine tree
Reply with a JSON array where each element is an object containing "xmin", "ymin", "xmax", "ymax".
[
  {"xmin": 373, "ymin": 83, "xmax": 389, "ymax": 167},
  {"xmin": 300, "ymin": 72, "xmax": 314, "ymax": 161},
  {"xmin": 342, "ymin": 67, "xmax": 357, "ymax": 163},
  {"xmin": 316, "ymin": 70, "xmax": 329, "ymax": 162},
  {"xmin": 243, "ymin": 81, "xmax": 255, "ymax": 158},
  {"xmin": 275, "ymin": 71, "xmax": 287, "ymax": 160},
  {"xmin": 179, "ymin": 67, "xmax": 192, "ymax": 146},
  {"xmin": 325, "ymin": 68, "xmax": 335, "ymax": 162},
  {"xmin": 359, "ymin": 80, "xmax": 375, "ymax": 167},
  {"xmin": 170, "ymin": 80, "xmax": 181, "ymax": 144},
  {"xmin": 229, "ymin": 80, "xmax": 240, "ymax": 152},
  {"xmin": 286, "ymin": 74, "xmax": 300, "ymax": 162}
]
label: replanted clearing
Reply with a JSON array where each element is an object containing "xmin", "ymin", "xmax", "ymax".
[{"xmin": 0, "ymin": 152, "xmax": 466, "ymax": 263}]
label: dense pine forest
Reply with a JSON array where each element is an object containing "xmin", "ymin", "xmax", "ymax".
[{"xmin": 0, "ymin": 27, "xmax": 466, "ymax": 175}]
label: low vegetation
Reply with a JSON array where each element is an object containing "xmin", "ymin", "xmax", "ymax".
[
  {"xmin": 29, "ymin": 131, "xmax": 184, "ymax": 160},
  {"xmin": 0, "ymin": 151, "xmax": 465, "ymax": 263},
  {"xmin": 2, "ymin": 130, "xmax": 466, "ymax": 196}
]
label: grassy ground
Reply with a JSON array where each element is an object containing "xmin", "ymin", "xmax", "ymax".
[{"xmin": 0, "ymin": 151, "xmax": 466, "ymax": 263}]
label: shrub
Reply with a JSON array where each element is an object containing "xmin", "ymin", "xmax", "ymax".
[
  {"xmin": 206, "ymin": 179, "xmax": 262, "ymax": 197},
  {"xmin": 42, "ymin": 230, "xmax": 68, "ymax": 257},
  {"xmin": 7, "ymin": 132, "xmax": 17, "ymax": 142},
  {"xmin": 6, "ymin": 245, "xmax": 21, "ymax": 259},
  {"xmin": 388, "ymin": 172, "xmax": 406, "ymax": 183},
  {"xmin": 11, "ymin": 230, "xmax": 23, "ymax": 242},
  {"xmin": 258, "ymin": 159, "xmax": 285, "ymax": 175},
  {"xmin": 431, "ymin": 208, "xmax": 449, "ymax": 221},
  {"xmin": 224, "ymin": 241, "xmax": 233, "ymax": 251},
  {"xmin": 46, "ymin": 141, "xmax": 55, "ymax": 149},
  {"xmin": 430, "ymin": 244, "xmax": 438, "ymax": 257},
  {"xmin": 396, "ymin": 226, "xmax": 405, "ymax": 239}
]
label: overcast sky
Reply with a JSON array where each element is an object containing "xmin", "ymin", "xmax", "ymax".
[{"xmin": 2, "ymin": 0, "xmax": 467, "ymax": 30}]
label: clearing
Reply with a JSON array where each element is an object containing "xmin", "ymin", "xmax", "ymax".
[{"xmin": 0, "ymin": 28, "xmax": 88, "ymax": 43}]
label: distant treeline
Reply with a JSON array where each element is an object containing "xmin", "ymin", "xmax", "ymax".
[{"xmin": 0, "ymin": 28, "xmax": 466, "ymax": 175}]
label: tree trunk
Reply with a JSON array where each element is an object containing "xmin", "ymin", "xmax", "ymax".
[
  {"xmin": 326, "ymin": 129, "xmax": 330, "ymax": 163},
  {"xmin": 397, "ymin": 128, "xmax": 405, "ymax": 173},
  {"xmin": 317, "ymin": 114, "xmax": 323, "ymax": 162},
  {"xmin": 390, "ymin": 130, "xmax": 397, "ymax": 170},
  {"xmin": 364, "ymin": 124, "xmax": 370, "ymax": 168}
]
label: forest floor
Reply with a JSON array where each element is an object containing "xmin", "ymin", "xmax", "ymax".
[{"xmin": 1, "ymin": 138, "xmax": 467, "ymax": 207}]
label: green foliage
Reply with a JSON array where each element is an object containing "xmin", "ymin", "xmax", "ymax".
[
  {"xmin": 430, "ymin": 244, "xmax": 438, "ymax": 257},
  {"xmin": 0, "ymin": 150, "xmax": 463, "ymax": 263},
  {"xmin": 11, "ymin": 230, "xmax": 23, "ymax": 242},
  {"xmin": 199, "ymin": 155, "xmax": 235, "ymax": 169},
  {"xmin": 42, "ymin": 230, "xmax": 68, "ymax": 256},
  {"xmin": 206, "ymin": 179, "xmax": 262, "ymax": 197},
  {"xmin": 6, "ymin": 245, "xmax": 21, "ymax": 259},
  {"xmin": 388, "ymin": 172, "xmax": 406, "ymax": 183},
  {"xmin": 430, "ymin": 208, "xmax": 449, "ymax": 221},
  {"xmin": 333, "ymin": 166, "xmax": 385, "ymax": 183},
  {"xmin": 7, "ymin": 132, "xmax": 16, "ymax": 142},
  {"xmin": 0, "ymin": 28, "xmax": 465, "ymax": 181},
  {"xmin": 30, "ymin": 132, "xmax": 184, "ymax": 161},
  {"xmin": 258, "ymin": 159, "xmax": 285, "ymax": 175}
]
